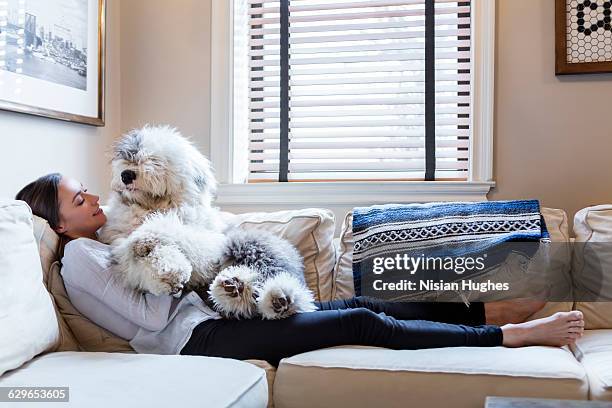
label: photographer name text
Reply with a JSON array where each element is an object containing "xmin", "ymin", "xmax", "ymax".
[{"xmin": 372, "ymin": 279, "xmax": 510, "ymax": 293}]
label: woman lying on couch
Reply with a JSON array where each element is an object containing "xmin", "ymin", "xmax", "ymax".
[{"xmin": 16, "ymin": 173, "xmax": 585, "ymax": 366}]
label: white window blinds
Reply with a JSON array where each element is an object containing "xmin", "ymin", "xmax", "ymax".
[{"xmin": 242, "ymin": 0, "xmax": 472, "ymax": 182}]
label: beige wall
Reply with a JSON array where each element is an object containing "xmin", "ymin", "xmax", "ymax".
[
  {"xmin": 1, "ymin": 0, "xmax": 212, "ymax": 202},
  {"xmin": 117, "ymin": 0, "xmax": 612, "ymax": 224},
  {"xmin": 489, "ymin": 0, "xmax": 612, "ymax": 223},
  {"xmin": 0, "ymin": 0, "xmax": 121, "ymax": 202},
  {"xmin": 120, "ymin": 0, "xmax": 211, "ymax": 155},
  {"xmin": 6, "ymin": 0, "xmax": 611, "ymax": 221}
]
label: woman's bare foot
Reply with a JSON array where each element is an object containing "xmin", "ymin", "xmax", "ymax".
[
  {"xmin": 485, "ymin": 298, "xmax": 547, "ymax": 325},
  {"xmin": 501, "ymin": 311, "xmax": 584, "ymax": 347}
]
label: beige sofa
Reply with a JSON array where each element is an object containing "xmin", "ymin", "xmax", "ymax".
[{"xmin": 1, "ymin": 200, "xmax": 611, "ymax": 408}]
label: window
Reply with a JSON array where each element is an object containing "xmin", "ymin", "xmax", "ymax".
[
  {"xmin": 210, "ymin": 0, "xmax": 494, "ymax": 201},
  {"xmin": 231, "ymin": 0, "xmax": 479, "ymax": 183}
]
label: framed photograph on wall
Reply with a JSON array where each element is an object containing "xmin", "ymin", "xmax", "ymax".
[
  {"xmin": 556, "ymin": 0, "xmax": 612, "ymax": 74},
  {"xmin": 0, "ymin": 0, "xmax": 105, "ymax": 126}
]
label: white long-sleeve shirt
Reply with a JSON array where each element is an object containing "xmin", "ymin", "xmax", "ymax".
[{"xmin": 60, "ymin": 238, "xmax": 221, "ymax": 354}]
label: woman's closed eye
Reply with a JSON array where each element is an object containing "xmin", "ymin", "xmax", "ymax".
[{"xmin": 77, "ymin": 189, "xmax": 87, "ymax": 206}]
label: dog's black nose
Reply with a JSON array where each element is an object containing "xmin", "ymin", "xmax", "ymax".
[{"xmin": 121, "ymin": 170, "xmax": 137, "ymax": 185}]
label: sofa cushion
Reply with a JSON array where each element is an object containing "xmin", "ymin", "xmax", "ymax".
[
  {"xmin": 333, "ymin": 211, "xmax": 355, "ymax": 300},
  {"xmin": 30, "ymin": 216, "xmax": 80, "ymax": 352},
  {"xmin": 32, "ymin": 214, "xmax": 62, "ymax": 286},
  {"xmin": 0, "ymin": 200, "xmax": 59, "ymax": 376},
  {"xmin": 332, "ymin": 207, "xmax": 573, "ymax": 312},
  {"xmin": 581, "ymin": 352, "xmax": 612, "ymax": 401},
  {"xmin": 572, "ymin": 330, "xmax": 612, "ymax": 401},
  {"xmin": 521, "ymin": 207, "xmax": 574, "ymax": 320},
  {"xmin": 0, "ymin": 351, "xmax": 268, "ymax": 408},
  {"xmin": 246, "ymin": 359, "xmax": 277, "ymax": 408},
  {"xmin": 573, "ymin": 329, "xmax": 612, "ymax": 358},
  {"xmin": 47, "ymin": 261, "xmax": 135, "ymax": 353},
  {"xmin": 274, "ymin": 346, "xmax": 588, "ymax": 408},
  {"xmin": 227, "ymin": 208, "xmax": 336, "ymax": 301},
  {"xmin": 27, "ymin": 215, "xmax": 129, "ymax": 353},
  {"xmin": 541, "ymin": 207, "xmax": 571, "ymax": 242},
  {"xmin": 573, "ymin": 205, "xmax": 612, "ymax": 329}
]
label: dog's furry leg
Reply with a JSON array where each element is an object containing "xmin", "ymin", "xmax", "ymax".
[
  {"xmin": 208, "ymin": 266, "xmax": 259, "ymax": 319},
  {"xmin": 111, "ymin": 210, "xmax": 227, "ymax": 297},
  {"xmin": 257, "ymin": 272, "xmax": 316, "ymax": 320},
  {"xmin": 111, "ymin": 234, "xmax": 192, "ymax": 296}
]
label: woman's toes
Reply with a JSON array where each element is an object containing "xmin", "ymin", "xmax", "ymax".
[
  {"xmin": 567, "ymin": 326, "xmax": 584, "ymax": 333},
  {"xmin": 569, "ymin": 319, "xmax": 584, "ymax": 325},
  {"xmin": 567, "ymin": 310, "xmax": 583, "ymax": 321}
]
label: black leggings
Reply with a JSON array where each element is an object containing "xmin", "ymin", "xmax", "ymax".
[{"xmin": 180, "ymin": 296, "xmax": 503, "ymax": 366}]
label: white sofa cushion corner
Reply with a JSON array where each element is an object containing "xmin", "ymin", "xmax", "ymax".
[
  {"xmin": 572, "ymin": 330, "xmax": 612, "ymax": 401},
  {"xmin": 0, "ymin": 200, "xmax": 59, "ymax": 376}
]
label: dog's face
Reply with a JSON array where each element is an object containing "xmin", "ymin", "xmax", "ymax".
[{"xmin": 110, "ymin": 125, "xmax": 216, "ymax": 209}]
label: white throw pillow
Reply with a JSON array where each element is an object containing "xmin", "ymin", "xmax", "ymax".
[
  {"xmin": 225, "ymin": 208, "xmax": 336, "ymax": 301},
  {"xmin": 0, "ymin": 200, "xmax": 59, "ymax": 376},
  {"xmin": 573, "ymin": 205, "xmax": 612, "ymax": 329}
]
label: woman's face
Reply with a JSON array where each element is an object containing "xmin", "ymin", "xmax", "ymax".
[{"xmin": 56, "ymin": 177, "xmax": 107, "ymax": 239}]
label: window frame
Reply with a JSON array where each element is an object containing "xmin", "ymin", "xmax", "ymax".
[{"xmin": 210, "ymin": 0, "xmax": 495, "ymax": 206}]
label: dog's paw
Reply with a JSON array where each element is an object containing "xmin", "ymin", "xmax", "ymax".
[
  {"xmin": 258, "ymin": 286, "xmax": 294, "ymax": 319},
  {"xmin": 271, "ymin": 293, "xmax": 291, "ymax": 315},
  {"xmin": 132, "ymin": 242, "xmax": 192, "ymax": 296},
  {"xmin": 209, "ymin": 266, "xmax": 258, "ymax": 319},
  {"xmin": 133, "ymin": 236, "xmax": 162, "ymax": 258},
  {"xmin": 257, "ymin": 273, "xmax": 317, "ymax": 320},
  {"xmin": 220, "ymin": 276, "xmax": 245, "ymax": 298}
]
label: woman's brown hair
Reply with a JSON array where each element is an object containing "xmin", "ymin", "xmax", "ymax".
[{"xmin": 15, "ymin": 173, "xmax": 63, "ymax": 231}]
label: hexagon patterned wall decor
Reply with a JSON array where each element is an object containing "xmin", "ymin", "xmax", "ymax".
[{"xmin": 556, "ymin": 0, "xmax": 612, "ymax": 74}]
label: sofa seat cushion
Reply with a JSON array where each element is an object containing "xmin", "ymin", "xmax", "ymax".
[
  {"xmin": 572, "ymin": 330, "xmax": 612, "ymax": 401},
  {"xmin": 573, "ymin": 330, "xmax": 612, "ymax": 357},
  {"xmin": 0, "ymin": 352, "xmax": 268, "ymax": 408},
  {"xmin": 274, "ymin": 346, "xmax": 588, "ymax": 408}
]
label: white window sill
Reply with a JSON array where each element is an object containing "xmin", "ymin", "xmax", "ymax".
[{"xmin": 215, "ymin": 181, "xmax": 496, "ymax": 207}]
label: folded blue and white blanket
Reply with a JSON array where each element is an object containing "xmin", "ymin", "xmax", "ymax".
[{"xmin": 352, "ymin": 200, "xmax": 550, "ymax": 297}]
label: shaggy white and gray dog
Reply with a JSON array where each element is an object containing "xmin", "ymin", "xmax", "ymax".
[{"xmin": 98, "ymin": 125, "xmax": 316, "ymax": 320}]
